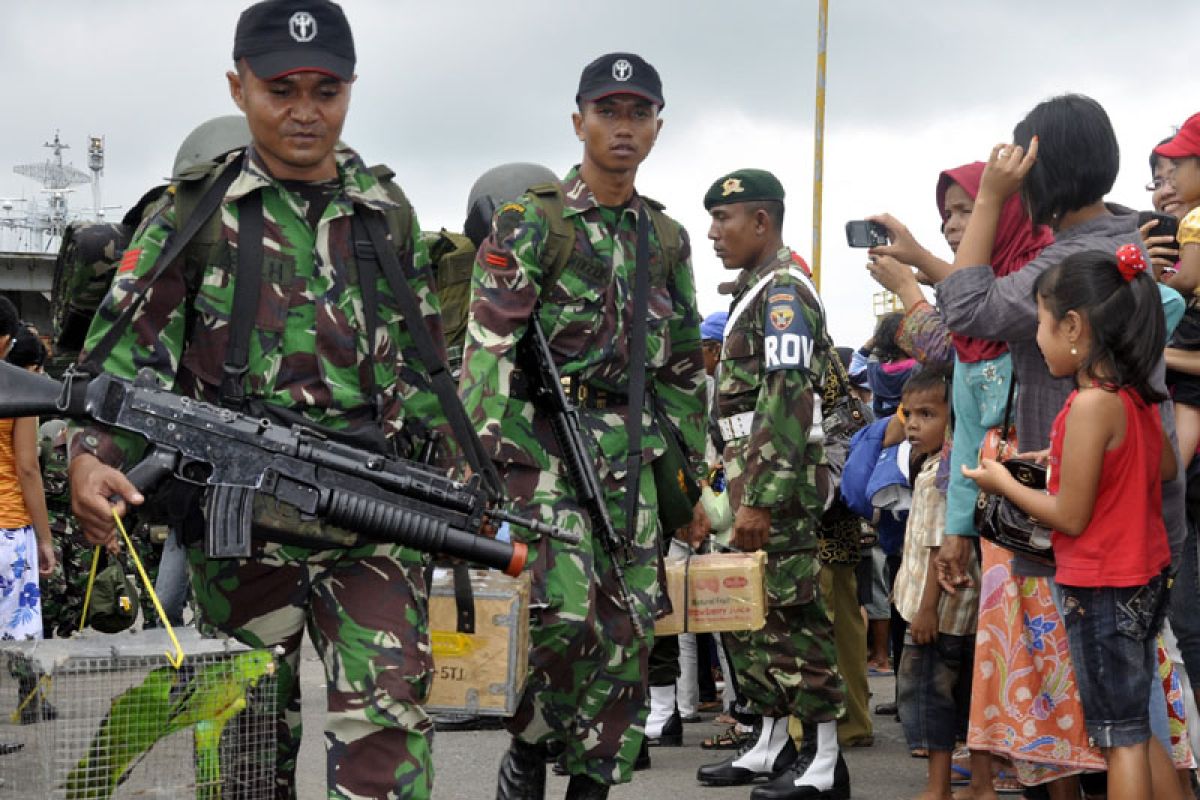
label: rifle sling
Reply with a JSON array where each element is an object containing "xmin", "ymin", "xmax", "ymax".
[
  {"xmin": 221, "ymin": 193, "xmax": 265, "ymax": 410},
  {"xmin": 356, "ymin": 207, "xmax": 504, "ymax": 498},
  {"xmin": 82, "ymin": 153, "xmax": 243, "ymax": 374},
  {"xmin": 624, "ymin": 208, "xmax": 651, "ymax": 543}
]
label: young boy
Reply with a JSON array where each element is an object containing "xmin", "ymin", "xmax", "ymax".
[{"xmin": 892, "ymin": 364, "xmax": 981, "ymax": 800}]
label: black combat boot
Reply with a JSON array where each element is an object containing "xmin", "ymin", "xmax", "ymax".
[
  {"xmin": 696, "ymin": 716, "xmax": 797, "ymax": 786},
  {"xmin": 564, "ymin": 774, "xmax": 610, "ymax": 799},
  {"xmin": 496, "ymin": 738, "xmax": 547, "ymax": 800},
  {"xmin": 634, "ymin": 739, "xmax": 650, "ymax": 770}
]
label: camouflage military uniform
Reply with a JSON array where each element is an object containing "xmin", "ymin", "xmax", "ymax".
[
  {"xmin": 72, "ymin": 144, "xmax": 446, "ymax": 800},
  {"xmin": 717, "ymin": 246, "xmax": 844, "ymax": 724},
  {"xmin": 460, "ymin": 166, "xmax": 707, "ymax": 785},
  {"xmin": 39, "ymin": 423, "xmax": 81, "ymax": 639}
]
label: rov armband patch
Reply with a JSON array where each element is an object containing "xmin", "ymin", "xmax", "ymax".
[{"xmin": 763, "ymin": 286, "xmax": 813, "ymax": 373}]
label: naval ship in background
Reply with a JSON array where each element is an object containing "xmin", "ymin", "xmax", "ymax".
[{"xmin": 0, "ymin": 131, "xmax": 116, "ymax": 344}]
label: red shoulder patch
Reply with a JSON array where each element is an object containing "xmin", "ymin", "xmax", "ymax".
[
  {"xmin": 483, "ymin": 250, "xmax": 514, "ymax": 272},
  {"xmin": 117, "ymin": 247, "xmax": 142, "ymax": 274}
]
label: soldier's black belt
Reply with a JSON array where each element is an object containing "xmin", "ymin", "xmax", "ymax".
[{"xmin": 510, "ymin": 370, "xmax": 629, "ymax": 409}]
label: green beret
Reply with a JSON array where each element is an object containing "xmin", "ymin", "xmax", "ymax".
[{"xmin": 703, "ymin": 168, "xmax": 785, "ymax": 210}]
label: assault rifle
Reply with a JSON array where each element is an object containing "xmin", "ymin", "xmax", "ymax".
[
  {"xmin": 518, "ymin": 318, "xmax": 644, "ymax": 638},
  {"xmin": 0, "ymin": 363, "xmax": 578, "ymax": 577}
]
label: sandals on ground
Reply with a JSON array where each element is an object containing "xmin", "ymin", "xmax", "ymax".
[{"xmin": 700, "ymin": 724, "xmax": 752, "ymax": 750}]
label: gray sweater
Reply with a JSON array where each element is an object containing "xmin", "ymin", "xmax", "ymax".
[{"xmin": 936, "ymin": 206, "xmax": 1186, "ymax": 571}]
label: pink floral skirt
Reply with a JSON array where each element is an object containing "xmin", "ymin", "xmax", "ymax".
[{"xmin": 967, "ymin": 540, "xmax": 1193, "ymax": 784}]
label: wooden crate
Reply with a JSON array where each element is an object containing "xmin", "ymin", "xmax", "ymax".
[
  {"xmin": 655, "ymin": 551, "xmax": 768, "ymax": 635},
  {"xmin": 425, "ymin": 570, "xmax": 530, "ymax": 716}
]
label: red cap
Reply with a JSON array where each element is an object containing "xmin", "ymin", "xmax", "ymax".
[{"xmin": 1154, "ymin": 112, "xmax": 1200, "ymax": 159}]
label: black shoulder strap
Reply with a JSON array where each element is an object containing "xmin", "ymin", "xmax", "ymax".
[
  {"xmin": 357, "ymin": 207, "xmax": 504, "ymax": 498},
  {"xmin": 624, "ymin": 207, "xmax": 651, "ymax": 541},
  {"xmin": 220, "ymin": 192, "xmax": 264, "ymax": 410},
  {"xmin": 82, "ymin": 154, "xmax": 242, "ymax": 374}
]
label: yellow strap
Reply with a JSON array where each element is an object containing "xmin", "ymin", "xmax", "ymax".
[
  {"xmin": 111, "ymin": 509, "xmax": 185, "ymax": 669},
  {"xmin": 78, "ymin": 545, "xmax": 101, "ymax": 630},
  {"xmin": 10, "ymin": 674, "xmax": 51, "ymax": 724}
]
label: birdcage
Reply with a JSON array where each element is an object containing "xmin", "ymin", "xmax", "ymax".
[{"xmin": 0, "ymin": 627, "xmax": 277, "ymax": 799}]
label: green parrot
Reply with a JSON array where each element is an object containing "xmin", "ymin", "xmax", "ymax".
[{"xmin": 63, "ymin": 649, "xmax": 275, "ymax": 800}]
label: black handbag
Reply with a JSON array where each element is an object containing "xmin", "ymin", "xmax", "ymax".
[{"xmin": 973, "ymin": 379, "xmax": 1054, "ymax": 565}]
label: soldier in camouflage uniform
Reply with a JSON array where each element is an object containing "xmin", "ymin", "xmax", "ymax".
[
  {"xmin": 39, "ymin": 419, "xmax": 85, "ymax": 639},
  {"xmin": 696, "ymin": 170, "xmax": 849, "ymax": 800},
  {"xmin": 68, "ymin": 2, "xmax": 448, "ymax": 797},
  {"xmin": 460, "ymin": 54, "xmax": 708, "ymax": 799}
]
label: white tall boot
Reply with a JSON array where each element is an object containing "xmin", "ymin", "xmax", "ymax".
[
  {"xmin": 697, "ymin": 716, "xmax": 797, "ymax": 786},
  {"xmin": 645, "ymin": 684, "xmax": 682, "ymax": 746},
  {"xmin": 751, "ymin": 720, "xmax": 850, "ymax": 800}
]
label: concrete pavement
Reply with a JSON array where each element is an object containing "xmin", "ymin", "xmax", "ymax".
[{"xmin": 294, "ymin": 634, "xmax": 933, "ymax": 799}]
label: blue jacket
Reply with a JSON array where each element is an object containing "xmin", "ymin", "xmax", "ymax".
[{"xmin": 841, "ymin": 416, "xmax": 909, "ymax": 556}]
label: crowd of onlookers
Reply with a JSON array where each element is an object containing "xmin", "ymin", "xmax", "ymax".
[{"xmin": 647, "ymin": 97, "xmax": 1200, "ymax": 800}]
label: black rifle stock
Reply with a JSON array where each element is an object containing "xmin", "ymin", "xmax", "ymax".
[
  {"xmin": 519, "ymin": 318, "xmax": 644, "ymax": 639},
  {"xmin": 0, "ymin": 362, "xmax": 577, "ymax": 576}
]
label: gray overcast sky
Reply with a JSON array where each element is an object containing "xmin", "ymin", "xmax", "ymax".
[{"xmin": 0, "ymin": 0, "xmax": 1196, "ymax": 348}]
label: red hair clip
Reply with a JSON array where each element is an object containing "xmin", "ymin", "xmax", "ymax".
[{"xmin": 1116, "ymin": 244, "xmax": 1147, "ymax": 282}]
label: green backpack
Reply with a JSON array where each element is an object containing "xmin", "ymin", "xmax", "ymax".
[{"xmin": 423, "ymin": 228, "xmax": 477, "ymax": 374}]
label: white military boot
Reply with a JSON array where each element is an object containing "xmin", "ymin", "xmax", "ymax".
[
  {"xmin": 696, "ymin": 716, "xmax": 797, "ymax": 786},
  {"xmin": 645, "ymin": 684, "xmax": 682, "ymax": 746},
  {"xmin": 751, "ymin": 720, "xmax": 850, "ymax": 800}
]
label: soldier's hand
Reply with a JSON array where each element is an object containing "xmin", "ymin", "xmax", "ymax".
[
  {"xmin": 935, "ymin": 534, "xmax": 974, "ymax": 595},
  {"xmin": 69, "ymin": 453, "xmax": 143, "ymax": 548},
  {"xmin": 682, "ymin": 498, "xmax": 709, "ymax": 549},
  {"xmin": 730, "ymin": 505, "xmax": 770, "ymax": 552}
]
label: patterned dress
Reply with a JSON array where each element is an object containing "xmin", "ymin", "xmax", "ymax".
[{"xmin": 967, "ymin": 540, "xmax": 1192, "ymax": 783}]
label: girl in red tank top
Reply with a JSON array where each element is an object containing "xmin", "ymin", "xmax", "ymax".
[{"xmin": 965, "ymin": 245, "xmax": 1175, "ymax": 800}]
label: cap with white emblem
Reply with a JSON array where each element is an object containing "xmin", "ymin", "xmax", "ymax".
[
  {"xmin": 575, "ymin": 52, "xmax": 664, "ymax": 109},
  {"xmin": 233, "ymin": 0, "xmax": 356, "ymax": 82}
]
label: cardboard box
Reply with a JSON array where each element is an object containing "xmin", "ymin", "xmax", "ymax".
[
  {"xmin": 655, "ymin": 551, "xmax": 768, "ymax": 635},
  {"xmin": 426, "ymin": 569, "xmax": 530, "ymax": 716}
]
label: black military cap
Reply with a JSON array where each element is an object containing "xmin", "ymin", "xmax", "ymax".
[
  {"xmin": 233, "ymin": 0, "xmax": 356, "ymax": 82},
  {"xmin": 576, "ymin": 53, "xmax": 664, "ymax": 109},
  {"xmin": 704, "ymin": 168, "xmax": 786, "ymax": 210}
]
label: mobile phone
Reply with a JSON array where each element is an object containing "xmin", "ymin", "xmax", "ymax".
[
  {"xmin": 1137, "ymin": 211, "xmax": 1179, "ymax": 241},
  {"xmin": 845, "ymin": 220, "xmax": 889, "ymax": 248}
]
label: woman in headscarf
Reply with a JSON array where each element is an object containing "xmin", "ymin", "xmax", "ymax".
[
  {"xmin": 868, "ymin": 163, "xmax": 1075, "ymax": 798},
  {"xmin": 873, "ymin": 94, "xmax": 1194, "ymax": 800}
]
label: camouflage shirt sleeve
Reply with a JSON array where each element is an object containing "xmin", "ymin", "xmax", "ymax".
[
  {"xmin": 652, "ymin": 227, "xmax": 708, "ymax": 480},
  {"xmin": 741, "ymin": 273, "xmax": 826, "ymax": 508},
  {"xmin": 459, "ymin": 199, "xmax": 545, "ymax": 460},
  {"xmin": 69, "ymin": 197, "xmax": 186, "ymax": 469}
]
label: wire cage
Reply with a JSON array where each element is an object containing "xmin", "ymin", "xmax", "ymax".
[{"xmin": 0, "ymin": 628, "xmax": 276, "ymax": 799}]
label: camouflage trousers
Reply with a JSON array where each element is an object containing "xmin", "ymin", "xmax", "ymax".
[
  {"xmin": 187, "ymin": 538, "xmax": 434, "ymax": 800},
  {"xmin": 503, "ymin": 461, "xmax": 661, "ymax": 786},
  {"xmin": 724, "ymin": 546, "xmax": 844, "ymax": 723}
]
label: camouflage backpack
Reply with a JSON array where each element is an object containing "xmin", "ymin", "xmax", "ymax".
[{"xmin": 50, "ymin": 186, "xmax": 167, "ymax": 355}]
